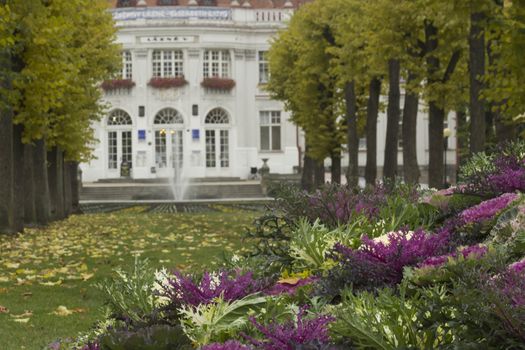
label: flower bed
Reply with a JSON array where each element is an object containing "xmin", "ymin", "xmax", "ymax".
[
  {"xmin": 201, "ymin": 77, "xmax": 236, "ymax": 90},
  {"xmin": 62, "ymin": 141, "xmax": 525, "ymax": 350},
  {"xmin": 148, "ymin": 77, "xmax": 188, "ymax": 89},
  {"xmin": 100, "ymin": 79, "xmax": 135, "ymax": 91}
]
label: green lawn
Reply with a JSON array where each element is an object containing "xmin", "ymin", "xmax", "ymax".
[{"xmin": 0, "ymin": 205, "xmax": 259, "ymax": 349}]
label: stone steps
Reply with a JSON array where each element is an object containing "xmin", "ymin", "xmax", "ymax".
[{"xmin": 80, "ymin": 182, "xmax": 265, "ymax": 201}]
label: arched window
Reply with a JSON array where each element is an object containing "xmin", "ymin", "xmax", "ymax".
[
  {"xmin": 205, "ymin": 108, "xmax": 229, "ymax": 124},
  {"xmin": 154, "ymin": 108, "xmax": 184, "ymax": 125},
  {"xmin": 107, "ymin": 109, "xmax": 132, "ymax": 126}
]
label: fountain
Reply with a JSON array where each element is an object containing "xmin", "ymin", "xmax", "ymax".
[{"xmin": 169, "ymin": 130, "xmax": 189, "ymax": 201}]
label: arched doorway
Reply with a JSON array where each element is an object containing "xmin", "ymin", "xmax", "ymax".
[
  {"xmin": 205, "ymin": 108, "xmax": 230, "ymax": 176},
  {"xmin": 153, "ymin": 108, "xmax": 184, "ymax": 178},
  {"xmin": 107, "ymin": 109, "xmax": 133, "ymax": 177}
]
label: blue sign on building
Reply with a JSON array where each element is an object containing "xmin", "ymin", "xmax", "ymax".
[
  {"xmin": 192, "ymin": 129, "xmax": 200, "ymax": 140},
  {"xmin": 138, "ymin": 129, "xmax": 146, "ymax": 140}
]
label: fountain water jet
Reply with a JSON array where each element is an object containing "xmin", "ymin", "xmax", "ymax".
[{"xmin": 169, "ymin": 130, "xmax": 189, "ymax": 201}]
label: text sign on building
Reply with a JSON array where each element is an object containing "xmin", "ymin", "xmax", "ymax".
[
  {"xmin": 113, "ymin": 8, "xmax": 232, "ymax": 22},
  {"xmin": 140, "ymin": 36, "xmax": 196, "ymax": 44}
]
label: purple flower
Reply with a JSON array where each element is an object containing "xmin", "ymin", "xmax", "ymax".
[
  {"xmin": 243, "ymin": 308, "xmax": 334, "ymax": 350},
  {"xmin": 459, "ymin": 193, "xmax": 518, "ymax": 224},
  {"xmin": 201, "ymin": 340, "xmax": 253, "ymax": 350},
  {"xmin": 164, "ymin": 270, "xmax": 269, "ymax": 308}
]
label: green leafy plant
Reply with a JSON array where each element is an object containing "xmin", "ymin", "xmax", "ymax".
[
  {"xmin": 289, "ymin": 219, "xmax": 361, "ymax": 270},
  {"xmin": 97, "ymin": 258, "xmax": 158, "ymax": 324},
  {"xmin": 330, "ymin": 284, "xmax": 453, "ymax": 349},
  {"xmin": 179, "ymin": 295, "xmax": 268, "ymax": 346}
]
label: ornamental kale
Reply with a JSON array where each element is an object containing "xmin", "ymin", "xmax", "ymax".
[
  {"xmin": 164, "ymin": 270, "xmax": 269, "ymax": 308},
  {"xmin": 459, "ymin": 141, "xmax": 525, "ymax": 196},
  {"xmin": 318, "ymin": 229, "xmax": 449, "ymax": 296},
  {"xmin": 491, "ymin": 259, "xmax": 525, "ymax": 307},
  {"xmin": 418, "ymin": 244, "xmax": 489, "ymax": 269},
  {"xmin": 459, "ymin": 193, "xmax": 518, "ymax": 225},
  {"xmin": 243, "ymin": 308, "xmax": 335, "ymax": 350},
  {"xmin": 201, "ymin": 340, "xmax": 252, "ymax": 350}
]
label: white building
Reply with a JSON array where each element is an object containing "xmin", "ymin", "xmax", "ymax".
[{"xmin": 81, "ymin": 0, "xmax": 456, "ymax": 183}]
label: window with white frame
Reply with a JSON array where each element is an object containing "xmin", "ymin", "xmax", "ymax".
[
  {"xmin": 203, "ymin": 50, "xmax": 231, "ymax": 78},
  {"xmin": 152, "ymin": 50, "xmax": 184, "ymax": 78},
  {"xmin": 258, "ymin": 51, "xmax": 269, "ymax": 84},
  {"xmin": 121, "ymin": 51, "xmax": 132, "ymax": 80},
  {"xmin": 260, "ymin": 111, "xmax": 281, "ymax": 151}
]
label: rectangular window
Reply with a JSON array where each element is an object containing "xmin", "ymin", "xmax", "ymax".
[
  {"xmin": 220, "ymin": 130, "xmax": 229, "ymax": 168},
  {"xmin": 152, "ymin": 50, "xmax": 184, "ymax": 78},
  {"xmin": 121, "ymin": 51, "xmax": 132, "ymax": 80},
  {"xmin": 205, "ymin": 130, "xmax": 216, "ymax": 168},
  {"xmin": 260, "ymin": 111, "xmax": 281, "ymax": 151},
  {"xmin": 203, "ymin": 50, "xmax": 231, "ymax": 78},
  {"xmin": 108, "ymin": 132, "xmax": 118, "ymax": 169},
  {"xmin": 155, "ymin": 131, "xmax": 167, "ymax": 168},
  {"xmin": 258, "ymin": 51, "xmax": 269, "ymax": 84},
  {"xmin": 122, "ymin": 131, "xmax": 133, "ymax": 167}
]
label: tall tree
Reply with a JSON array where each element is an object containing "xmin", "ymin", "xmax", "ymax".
[
  {"xmin": 365, "ymin": 78, "xmax": 381, "ymax": 185},
  {"xmin": 469, "ymin": 8, "xmax": 487, "ymax": 153},
  {"xmin": 383, "ymin": 59, "xmax": 401, "ymax": 180}
]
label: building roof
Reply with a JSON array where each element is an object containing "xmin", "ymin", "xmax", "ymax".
[{"xmin": 108, "ymin": 0, "xmax": 311, "ymax": 9}]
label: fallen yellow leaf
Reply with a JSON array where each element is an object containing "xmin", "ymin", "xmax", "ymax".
[
  {"xmin": 40, "ymin": 280, "xmax": 63, "ymax": 286},
  {"xmin": 12, "ymin": 318, "xmax": 29, "ymax": 323},
  {"xmin": 51, "ymin": 305, "xmax": 73, "ymax": 316}
]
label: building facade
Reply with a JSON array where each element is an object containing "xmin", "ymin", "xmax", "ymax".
[{"xmin": 81, "ymin": 0, "xmax": 457, "ymax": 183}]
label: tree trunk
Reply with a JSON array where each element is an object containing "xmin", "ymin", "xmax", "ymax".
[
  {"xmin": 0, "ymin": 100, "xmax": 14, "ymax": 234},
  {"xmin": 495, "ymin": 113, "xmax": 516, "ymax": 142},
  {"xmin": 314, "ymin": 160, "xmax": 325, "ymax": 188},
  {"xmin": 383, "ymin": 59, "xmax": 401, "ymax": 181},
  {"xmin": 456, "ymin": 109, "xmax": 467, "ymax": 169},
  {"xmin": 402, "ymin": 73, "xmax": 420, "ymax": 184},
  {"xmin": 23, "ymin": 144, "xmax": 37, "ymax": 226},
  {"xmin": 365, "ymin": 78, "xmax": 381, "ymax": 186},
  {"xmin": 70, "ymin": 162, "xmax": 81, "ymax": 214},
  {"xmin": 48, "ymin": 147, "xmax": 66, "ymax": 221},
  {"xmin": 428, "ymin": 104, "xmax": 445, "ymax": 189},
  {"xmin": 34, "ymin": 139, "xmax": 50, "ymax": 225},
  {"xmin": 345, "ymin": 81, "xmax": 359, "ymax": 188},
  {"xmin": 64, "ymin": 161, "xmax": 73, "ymax": 216},
  {"xmin": 301, "ymin": 137, "xmax": 315, "ymax": 191},
  {"xmin": 330, "ymin": 151, "xmax": 341, "ymax": 184},
  {"xmin": 12, "ymin": 124, "xmax": 25, "ymax": 232},
  {"xmin": 469, "ymin": 11, "xmax": 486, "ymax": 154}
]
